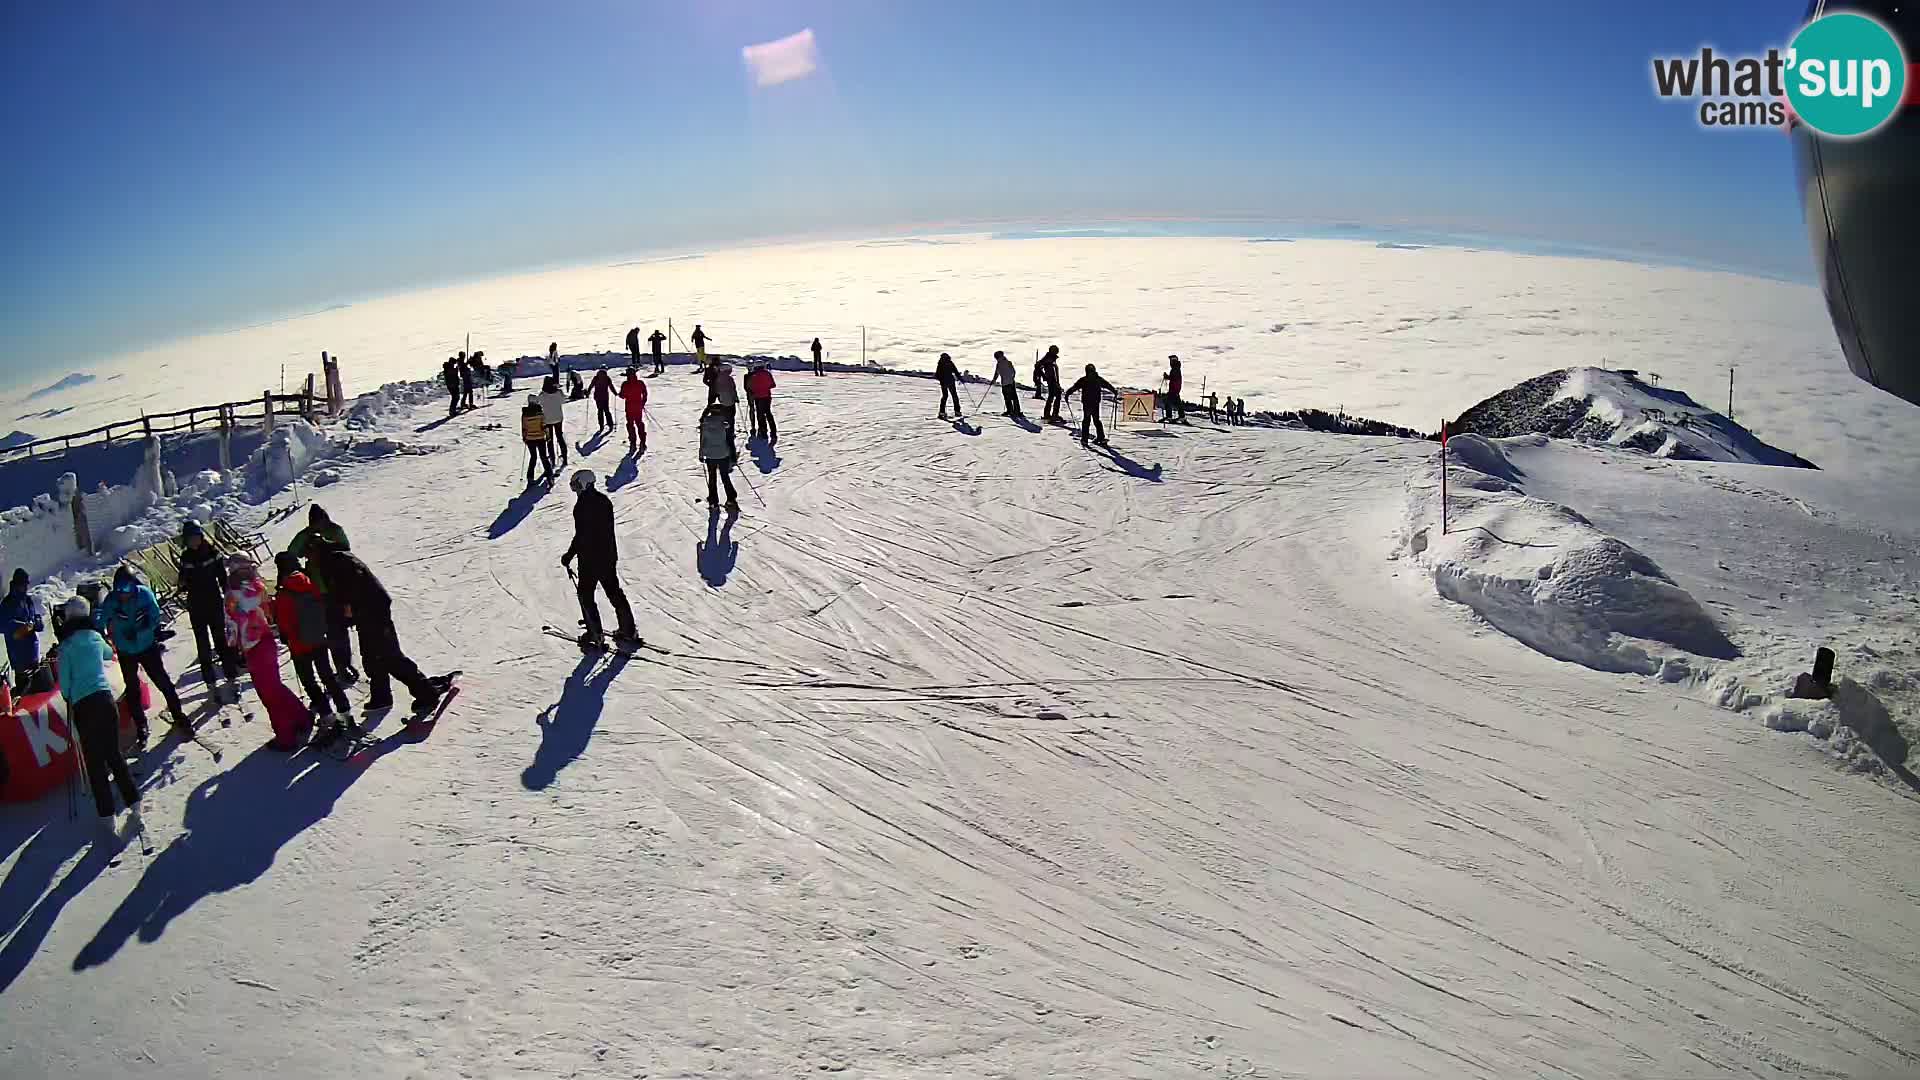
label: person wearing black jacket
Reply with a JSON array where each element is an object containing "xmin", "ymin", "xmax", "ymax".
[
  {"xmin": 1039, "ymin": 346, "xmax": 1064, "ymax": 423},
  {"xmin": 442, "ymin": 358, "xmax": 462, "ymax": 416},
  {"xmin": 625, "ymin": 326, "xmax": 642, "ymax": 369},
  {"xmin": 935, "ymin": 352, "xmax": 963, "ymax": 419},
  {"xmin": 1061, "ymin": 363, "xmax": 1117, "ymax": 447},
  {"xmin": 560, "ymin": 470, "xmax": 638, "ymax": 645},
  {"xmin": 310, "ymin": 548, "xmax": 447, "ymax": 714},
  {"xmin": 810, "ymin": 337, "xmax": 824, "ymax": 376},
  {"xmin": 177, "ymin": 521, "xmax": 242, "ymax": 702}
]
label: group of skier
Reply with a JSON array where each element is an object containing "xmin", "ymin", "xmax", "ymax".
[
  {"xmin": 442, "ymin": 352, "xmax": 494, "ymax": 415},
  {"xmin": 12, "ymin": 502, "xmax": 455, "ymax": 828}
]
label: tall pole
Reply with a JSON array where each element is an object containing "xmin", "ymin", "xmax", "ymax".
[
  {"xmin": 861, "ymin": 325, "xmax": 866, "ymax": 368},
  {"xmin": 1728, "ymin": 364, "xmax": 1735, "ymax": 418}
]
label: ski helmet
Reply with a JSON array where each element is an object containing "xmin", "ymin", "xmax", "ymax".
[
  {"xmin": 62, "ymin": 596, "xmax": 90, "ymax": 623},
  {"xmin": 570, "ymin": 469, "xmax": 597, "ymax": 493}
]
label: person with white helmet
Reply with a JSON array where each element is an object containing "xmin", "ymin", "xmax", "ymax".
[
  {"xmin": 560, "ymin": 469, "xmax": 638, "ymax": 646},
  {"xmin": 55, "ymin": 595, "xmax": 140, "ymax": 823}
]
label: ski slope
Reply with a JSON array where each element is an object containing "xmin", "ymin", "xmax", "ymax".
[{"xmin": 4, "ymin": 369, "xmax": 1919, "ymax": 1079}]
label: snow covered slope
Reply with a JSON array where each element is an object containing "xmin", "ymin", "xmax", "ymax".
[
  {"xmin": 1451, "ymin": 366, "xmax": 1817, "ymax": 468},
  {"xmin": 4, "ymin": 370, "xmax": 1919, "ymax": 1078}
]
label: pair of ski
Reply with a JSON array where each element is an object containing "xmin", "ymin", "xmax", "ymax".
[
  {"xmin": 540, "ymin": 625, "xmax": 644, "ymax": 656},
  {"xmin": 321, "ymin": 671, "xmax": 463, "ymax": 760}
]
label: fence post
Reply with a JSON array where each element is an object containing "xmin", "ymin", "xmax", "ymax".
[
  {"xmin": 303, "ymin": 373, "xmax": 316, "ymax": 420},
  {"xmin": 1440, "ymin": 420, "xmax": 1449, "ymax": 536},
  {"xmin": 218, "ymin": 404, "xmax": 233, "ymax": 472},
  {"xmin": 263, "ymin": 391, "xmax": 276, "ymax": 435},
  {"xmin": 71, "ymin": 490, "xmax": 93, "ymax": 556}
]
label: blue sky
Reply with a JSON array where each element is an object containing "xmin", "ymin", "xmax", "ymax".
[{"xmin": 0, "ymin": 1, "xmax": 1813, "ymax": 381}]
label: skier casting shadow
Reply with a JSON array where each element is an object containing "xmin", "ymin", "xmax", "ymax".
[
  {"xmin": 521, "ymin": 650, "xmax": 631, "ymax": 791},
  {"xmin": 698, "ymin": 509, "xmax": 740, "ymax": 588},
  {"xmin": 73, "ymin": 742, "xmax": 383, "ymax": 971},
  {"xmin": 487, "ymin": 481, "xmax": 551, "ymax": 540},
  {"xmin": 748, "ymin": 434, "xmax": 782, "ymax": 474},
  {"xmin": 0, "ymin": 822, "xmax": 128, "ymax": 993}
]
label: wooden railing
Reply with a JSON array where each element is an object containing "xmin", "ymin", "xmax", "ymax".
[{"xmin": 0, "ymin": 391, "xmax": 320, "ymax": 465}]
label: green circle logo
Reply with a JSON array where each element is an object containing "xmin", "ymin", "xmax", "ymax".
[{"xmin": 1787, "ymin": 12, "xmax": 1908, "ymax": 137}]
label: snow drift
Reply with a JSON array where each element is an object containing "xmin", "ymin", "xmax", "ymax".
[
  {"xmin": 1399, "ymin": 433, "xmax": 1736, "ymax": 675},
  {"xmin": 1451, "ymin": 366, "xmax": 1816, "ymax": 468}
]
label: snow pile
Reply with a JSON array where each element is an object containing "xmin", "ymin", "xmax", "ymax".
[
  {"xmin": 1758, "ymin": 679, "xmax": 1913, "ymax": 774},
  {"xmin": 1451, "ymin": 367, "xmax": 1816, "ymax": 468},
  {"xmin": 239, "ymin": 421, "xmax": 334, "ymax": 500},
  {"xmin": 344, "ymin": 378, "xmax": 448, "ymax": 430},
  {"xmin": 1398, "ymin": 433, "xmax": 1736, "ymax": 675}
]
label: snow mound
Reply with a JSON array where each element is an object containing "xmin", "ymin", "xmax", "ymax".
[
  {"xmin": 344, "ymin": 378, "xmax": 448, "ymax": 430},
  {"xmin": 1399, "ymin": 436, "xmax": 1737, "ymax": 674},
  {"xmin": 1451, "ymin": 367, "xmax": 1816, "ymax": 468}
]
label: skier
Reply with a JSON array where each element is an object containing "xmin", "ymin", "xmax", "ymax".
[
  {"xmin": 56, "ymin": 596, "xmax": 139, "ymax": 825},
  {"xmin": 705, "ymin": 357, "xmax": 739, "ymax": 420},
  {"xmin": 1062, "ymin": 363, "xmax": 1117, "ymax": 447},
  {"xmin": 625, "ymin": 326, "xmax": 641, "ymax": 369},
  {"xmin": 225, "ymin": 554, "xmax": 312, "ymax": 751},
  {"xmin": 691, "ymin": 324, "xmax": 710, "ymax": 369},
  {"xmin": 1032, "ymin": 354, "xmax": 1046, "ymax": 401},
  {"xmin": 547, "ymin": 342, "xmax": 561, "ymax": 382},
  {"xmin": 1162, "ymin": 355, "xmax": 1188, "ymax": 424},
  {"xmin": 1208, "ymin": 391, "xmax": 1220, "ymax": 422},
  {"xmin": 2, "ymin": 568, "xmax": 43, "ymax": 695},
  {"xmin": 1040, "ymin": 345, "xmax": 1064, "ymax": 423},
  {"xmin": 177, "ymin": 521, "xmax": 243, "ymax": 703},
  {"xmin": 501, "ymin": 355, "xmax": 516, "ymax": 395},
  {"xmin": 540, "ymin": 375, "xmax": 570, "ymax": 467},
  {"xmin": 744, "ymin": 364, "xmax": 777, "ymax": 443},
  {"xmin": 470, "ymin": 351, "xmax": 492, "ymax": 387},
  {"xmin": 1237, "ymin": 398, "xmax": 1248, "ymax": 425},
  {"xmin": 568, "ymin": 369, "xmax": 587, "ymax": 402},
  {"xmin": 560, "ymin": 470, "xmax": 640, "ymax": 647},
  {"xmin": 272, "ymin": 551, "xmax": 352, "ymax": 741},
  {"xmin": 442, "ymin": 357, "xmax": 462, "ymax": 416},
  {"xmin": 96, "ymin": 564, "xmax": 187, "ymax": 744},
  {"xmin": 811, "ymin": 337, "xmax": 824, "ymax": 376},
  {"xmin": 619, "ymin": 368, "xmax": 649, "ymax": 453},
  {"xmin": 935, "ymin": 352, "xmax": 963, "ymax": 419},
  {"xmin": 309, "ymin": 547, "xmax": 450, "ymax": 715},
  {"xmin": 459, "ymin": 352, "xmax": 477, "ymax": 411},
  {"xmin": 288, "ymin": 504, "xmax": 358, "ymax": 682},
  {"xmin": 522, "ymin": 393, "xmax": 555, "ymax": 484},
  {"xmin": 992, "ymin": 350, "xmax": 1023, "ymax": 419},
  {"xmin": 699, "ymin": 403, "xmax": 741, "ymax": 512},
  {"xmin": 590, "ymin": 367, "xmax": 616, "ymax": 432},
  {"xmin": 648, "ymin": 328, "xmax": 666, "ymax": 375}
]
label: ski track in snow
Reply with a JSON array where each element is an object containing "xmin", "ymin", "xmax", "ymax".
[{"xmin": 3, "ymin": 373, "xmax": 1919, "ymax": 1079}]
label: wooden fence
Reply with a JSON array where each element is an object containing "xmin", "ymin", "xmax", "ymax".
[{"xmin": 0, "ymin": 389, "xmax": 322, "ymax": 467}]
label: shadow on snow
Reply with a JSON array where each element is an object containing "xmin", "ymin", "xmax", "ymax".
[
  {"xmin": 521, "ymin": 651, "xmax": 633, "ymax": 791},
  {"xmin": 487, "ymin": 481, "xmax": 553, "ymax": 539},
  {"xmin": 698, "ymin": 510, "xmax": 740, "ymax": 587},
  {"xmin": 748, "ymin": 435, "xmax": 781, "ymax": 474}
]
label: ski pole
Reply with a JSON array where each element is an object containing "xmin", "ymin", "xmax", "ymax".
[
  {"xmin": 737, "ymin": 462, "xmax": 767, "ymax": 509},
  {"xmin": 972, "ymin": 375, "xmax": 997, "ymax": 414}
]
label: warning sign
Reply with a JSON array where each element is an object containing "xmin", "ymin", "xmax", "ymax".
[{"xmin": 1120, "ymin": 391, "xmax": 1155, "ymax": 424}]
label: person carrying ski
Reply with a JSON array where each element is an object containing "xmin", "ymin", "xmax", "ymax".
[
  {"xmin": 459, "ymin": 352, "xmax": 477, "ymax": 411},
  {"xmin": 2, "ymin": 568, "xmax": 44, "ymax": 695},
  {"xmin": 992, "ymin": 351, "xmax": 1023, "ymax": 419},
  {"xmin": 177, "ymin": 521, "xmax": 243, "ymax": 703},
  {"xmin": 705, "ymin": 358, "xmax": 739, "ymax": 420},
  {"xmin": 744, "ymin": 364, "xmax": 777, "ymax": 443},
  {"xmin": 521, "ymin": 394, "xmax": 555, "ymax": 483},
  {"xmin": 309, "ymin": 548, "xmax": 450, "ymax": 715},
  {"xmin": 648, "ymin": 329, "xmax": 666, "ymax": 375},
  {"xmin": 691, "ymin": 324, "xmax": 710, "ymax": 369},
  {"xmin": 288, "ymin": 504, "xmax": 358, "ymax": 681},
  {"xmin": 619, "ymin": 369, "xmax": 649, "ymax": 453},
  {"xmin": 1161, "ymin": 355, "xmax": 1188, "ymax": 424},
  {"xmin": 96, "ymin": 564, "xmax": 187, "ymax": 744},
  {"xmin": 272, "ymin": 551, "xmax": 351, "ymax": 740},
  {"xmin": 1062, "ymin": 363, "xmax": 1117, "ymax": 447},
  {"xmin": 56, "ymin": 595, "xmax": 139, "ymax": 824},
  {"xmin": 699, "ymin": 403, "xmax": 740, "ymax": 512},
  {"xmin": 810, "ymin": 337, "xmax": 824, "ymax": 376},
  {"xmin": 540, "ymin": 376, "xmax": 570, "ymax": 467},
  {"xmin": 935, "ymin": 352, "xmax": 963, "ymax": 419},
  {"xmin": 590, "ymin": 368, "xmax": 616, "ymax": 432},
  {"xmin": 442, "ymin": 357, "xmax": 462, "ymax": 416},
  {"xmin": 224, "ymin": 554, "xmax": 312, "ymax": 750},
  {"xmin": 1040, "ymin": 345, "xmax": 1064, "ymax": 423},
  {"xmin": 625, "ymin": 326, "xmax": 641, "ymax": 369},
  {"xmin": 560, "ymin": 470, "xmax": 639, "ymax": 646}
]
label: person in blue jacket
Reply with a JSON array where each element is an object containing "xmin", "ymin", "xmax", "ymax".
[
  {"xmin": 57, "ymin": 595, "xmax": 139, "ymax": 821},
  {"xmin": 95, "ymin": 565, "xmax": 187, "ymax": 744},
  {"xmin": 2, "ymin": 568, "xmax": 44, "ymax": 694}
]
